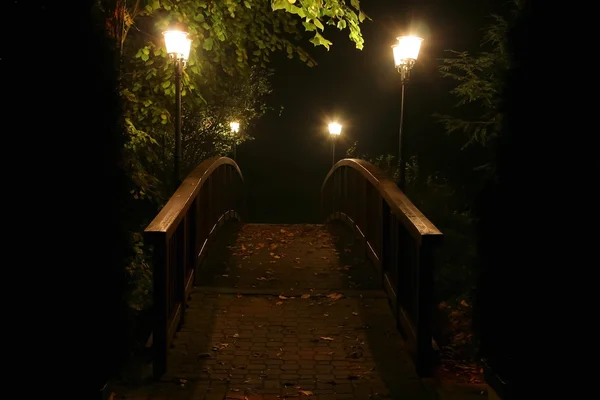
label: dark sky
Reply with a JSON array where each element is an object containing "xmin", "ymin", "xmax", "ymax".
[{"xmin": 239, "ymin": 0, "xmax": 507, "ymax": 223}]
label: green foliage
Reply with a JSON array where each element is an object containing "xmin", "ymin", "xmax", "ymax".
[
  {"xmin": 405, "ymin": 169, "xmax": 478, "ymax": 304},
  {"xmin": 119, "ymin": 0, "xmax": 368, "ymax": 205},
  {"xmin": 345, "ymin": 141, "xmax": 400, "ymax": 181},
  {"xmin": 346, "ymin": 141, "xmax": 422, "ymax": 185},
  {"xmin": 271, "ymin": 0, "xmax": 367, "ymax": 50},
  {"xmin": 424, "ymin": 8, "xmax": 520, "ymax": 304},
  {"xmin": 435, "ymin": 14, "xmax": 509, "ymax": 149},
  {"xmin": 180, "ymin": 66, "xmax": 273, "ymax": 172},
  {"xmin": 124, "ymin": 232, "xmax": 153, "ymax": 311}
]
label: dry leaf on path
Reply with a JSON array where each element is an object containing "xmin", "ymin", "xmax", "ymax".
[
  {"xmin": 301, "ymin": 294, "xmax": 311, "ymax": 299},
  {"xmin": 320, "ymin": 337, "xmax": 334, "ymax": 341},
  {"xmin": 298, "ymin": 390, "xmax": 313, "ymax": 396}
]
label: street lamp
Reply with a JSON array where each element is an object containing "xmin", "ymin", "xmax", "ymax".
[
  {"xmin": 392, "ymin": 35, "xmax": 423, "ymax": 190},
  {"xmin": 163, "ymin": 30, "xmax": 192, "ymax": 187},
  {"xmin": 328, "ymin": 122, "xmax": 342, "ymax": 167},
  {"xmin": 230, "ymin": 121, "xmax": 240, "ymax": 161}
]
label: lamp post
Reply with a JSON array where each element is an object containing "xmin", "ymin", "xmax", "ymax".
[
  {"xmin": 328, "ymin": 122, "xmax": 342, "ymax": 167},
  {"xmin": 230, "ymin": 121, "xmax": 240, "ymax": 161},
  {"xmin": 392, "ymin": 35, "xmax": 423, "ymax": 190},
  {"xmin": 163, "ymin": 30, "xmax": 192, "ymax": 187}
]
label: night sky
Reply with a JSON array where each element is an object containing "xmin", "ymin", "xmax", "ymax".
[{"xmin": 239, "ymin": 0, "xmax": 507, "ymax": 223}]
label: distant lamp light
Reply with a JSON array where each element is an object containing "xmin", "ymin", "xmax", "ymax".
[
  {"xmin": 230, "ymin": 121, "xmax": 240, "ymax": 161},
  {"xmin": 328, "ymin": 122, "xmax": 342, "ymax": 136},
  {"xmin": 163, "ymin": 30, "xmax": 192, "ymax": 61},
  {"xmin": 328, "ymin": 122, "xmax": 342, "ymax": 167}
]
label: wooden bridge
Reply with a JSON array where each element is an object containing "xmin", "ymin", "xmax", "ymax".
[{"xmin": 114, "ymin": 157, "xmax": 443, "ymax": 400}]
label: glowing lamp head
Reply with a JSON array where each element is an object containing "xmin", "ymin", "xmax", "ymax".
[
  {"xmin": 392, "ymin": 36, "xmax": 423, "ymax": 68},
  {"xmin": 230, "ymin": 121, "xmax": 240, "ymax": 133},
  {"xmin": 163, "ymin": 30, "xmax": 192, "ymax": 61},
  {"xmin": 328, "ymin": 122, "xmax": 342, "ymax": 136}
]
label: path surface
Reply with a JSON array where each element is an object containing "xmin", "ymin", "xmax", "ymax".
[{"xmin": 113, "ymin": 223, "xmax": 436, "ymax": 400}]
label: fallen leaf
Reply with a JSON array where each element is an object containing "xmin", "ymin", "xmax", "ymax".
[
  {"xmin": 352, "ymin": 312, "xmax": 358, "ymax": 316},
  {"xmin": 327, "ymin": 293, "xmax": 343, "ymax": 300},
  {"xmin": 301, "ymin": 294, "xmax": 311, "ymax": 299},
  {"xmin": 321, "ymin": 337, "xmax": 334, "ymax": 341},
  {"xmin": 276, "ymin": 301, "xmax": 283, "ymax": 305},
  {"xmin": 299, "ymin": 390, "xmax": 313, "ymax": 396},
  {"xmin": 279, "ymin": 295, "xmax": 288, "ymax": 300}
]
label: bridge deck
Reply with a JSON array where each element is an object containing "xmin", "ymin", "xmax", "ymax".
[{"xmin": 114, "ymin": 222, "xmax": 435, "ymax": 400}]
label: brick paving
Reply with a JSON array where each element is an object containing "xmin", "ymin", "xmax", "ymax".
[{"xmin": 112, "ymin": 223, "xmax": 436, "ymax": 400}]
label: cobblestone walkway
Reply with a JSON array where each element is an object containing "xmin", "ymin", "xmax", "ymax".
[{"xmin": 112, "ymin": 223, "xmax": 436, "ymax": 400}]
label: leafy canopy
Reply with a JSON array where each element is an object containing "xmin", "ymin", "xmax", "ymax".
[{"xmin": 117, "ymin": 0, "xmax": 368, "ymax": 201}]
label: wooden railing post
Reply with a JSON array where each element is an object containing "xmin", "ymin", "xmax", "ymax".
[
  {"xmin": 380, "ymin": 199, "xmax": 390, "ymax": 283},
  {"xmin": 415, "ymin": 234, "xmax": 441, "ymax": 376},
  {"xmin": 178, "ymin": 219, "xmax": 187, "ymax": 328},
  {"xmin": 147, "ymin": 232, "xmax": 168, "ymax": 379}
]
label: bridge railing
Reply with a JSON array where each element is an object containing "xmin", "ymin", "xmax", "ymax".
[
  {"xmin": 321, "ymin": 158, "xmax": 443, "ymax": 376},
  {"xmin": 145, "ymin": 157, "xmax": 244, "ymax": 378}
]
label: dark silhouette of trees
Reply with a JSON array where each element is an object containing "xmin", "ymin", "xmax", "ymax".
[{"xmin": 474, "ymin": 1, "xmax": 533, "ymax": 397}]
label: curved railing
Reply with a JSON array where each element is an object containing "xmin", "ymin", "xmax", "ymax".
[
  {"xmin": 321, "ymin": 158, "xmax": 443, "ymax": 376},
  {"xmin": 145, "ymin": 157, "xmax": 244, "ymax": 378}
]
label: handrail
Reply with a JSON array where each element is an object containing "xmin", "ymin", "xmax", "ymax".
[
  {"xmin": 321, "ymin": 158, "xmax": 441, "ymax": 241},
  {"xmin": 146, "ymin": 157, "xmax": 244, "ymax": 238},
  {"xmin": 321, "ymin": 158, "xmax": 443, "ymax": 376},
  {"xmin": 145, "ymin": 156, "xmax": 244, "ymax": 379}
]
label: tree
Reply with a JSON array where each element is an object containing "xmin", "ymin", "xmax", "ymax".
[
  {"xmin": 180, "ymin": 66, "xmax": 273, "ymax": 172},
  {"xmin": 435, "ymin": 13, "xmax": 510, "ymax": 151},
  {"xmin": 112, "ymin": 0, "xmax": 367, "ymax": 202}
]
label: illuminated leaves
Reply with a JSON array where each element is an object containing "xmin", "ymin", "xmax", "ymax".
[{"xmin": 272, "ymin": 0, "xmax": 367, "ymax": 50}]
